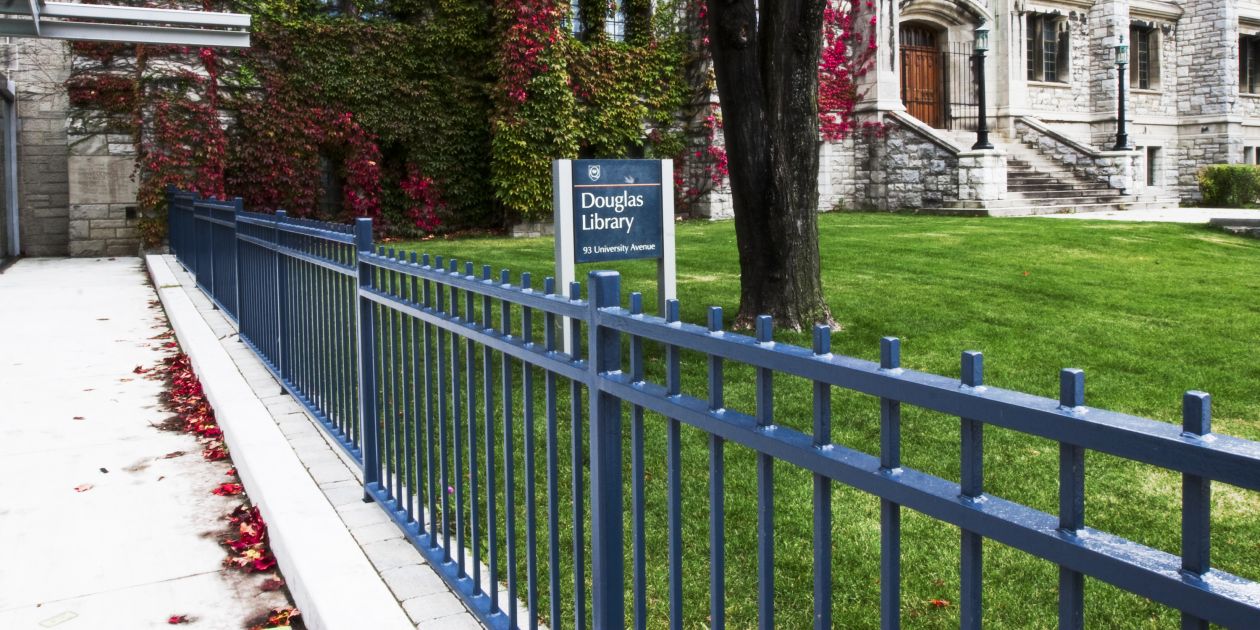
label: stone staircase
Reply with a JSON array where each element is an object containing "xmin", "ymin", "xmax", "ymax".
[{"xmin": 924, "ymin": 132, "xmax": 1180, "ymax": 217}]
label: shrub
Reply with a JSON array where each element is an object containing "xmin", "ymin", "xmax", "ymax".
[{"xmin": 1197, "ymin": 164, "xmax": 1260, "ymax": 207}]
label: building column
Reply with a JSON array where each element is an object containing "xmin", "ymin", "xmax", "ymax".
[
  {"xmin": 1088, "ymin": 0, "xmax": 1130, "ymax": 149},
  {"xmin": 990, "ymin": 0, "xmax": 1024, "ymax": 133},
  {"xmin": 1176, "ymin": 0, "xmax": 1242, "ymax": 195},
  {"xmin": 855, "ymin": 0, "xmax": 905, "ymax": 116}
]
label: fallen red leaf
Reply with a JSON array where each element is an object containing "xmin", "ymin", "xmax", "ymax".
[
  {"xmin": 168, "ymin": 614, "xmax": 189, "ymax": 624},
  {"xmin": 260, "ymin": 577, "xmax": 285, "ymax": 591},
  {"xmin": 928, "ymin": 598, "xmax": 950, "ymax": 608},
  {"xmin": 212, "ymin": 483, "xmax": 244, "ymax": 496},
  {"xmin": 73, "ymin": 416, "xmax": 85, "ymax": 421},
  {"xmin": 133, "ymin": 365, "xmax": 150, "ymax": 374},
  {"xmin": 226, "ymin": 468, "xmax": 236, "ymax": 476},
  {"xmin": 162, "ymin": 451, "xmax": 185, "ymax": 459},
  {"xmin": 74, "ymin": 483, "xmax": 93, "ymax": 493}
]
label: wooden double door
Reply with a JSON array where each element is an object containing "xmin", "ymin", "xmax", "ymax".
[{"xmin": 900, "ymin": 24, "xmax": 942, "ymax": 128}]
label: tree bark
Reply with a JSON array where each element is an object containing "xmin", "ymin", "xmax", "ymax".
[{"xmin": 708, "ymin": 0, "xmax": 832, "ymax": 331}]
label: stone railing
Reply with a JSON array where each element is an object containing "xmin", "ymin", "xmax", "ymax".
[{"xmin": 1013, "ymin": 117, "xmax": 1141, "ymax": 192}]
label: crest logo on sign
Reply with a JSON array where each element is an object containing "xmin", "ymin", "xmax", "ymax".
[{"xmin": 588, "ymin": 164, "xmax": 601, "ymax": 181}]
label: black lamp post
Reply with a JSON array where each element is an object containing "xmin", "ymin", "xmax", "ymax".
[
  {"xmin": 972, "ymin": 24, "xmax": 993, "ymax": 150},
  {"xmin": 1113, "ymin": 35, "xmax": 1130, "ymax": 150}
]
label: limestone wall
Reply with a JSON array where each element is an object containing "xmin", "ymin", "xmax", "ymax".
[
  {"xmin": 858, "ymin": 116, "xmax": 959, "ymax": 210},
  {"xmin": 7, "ymin": 39, "xmax": 72, "ymax": 256},
  {"xmin": 1026, "ymin": 11, "xmax": 1094, "ymax": 116}
]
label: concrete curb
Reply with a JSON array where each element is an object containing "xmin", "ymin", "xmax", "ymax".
[{"xmin": 148, "ymin": 255, "xmax": 413, "ymax": 630}]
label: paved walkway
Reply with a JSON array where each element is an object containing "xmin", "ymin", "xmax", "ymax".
[
  {"xmin": 0, "ymin": 256, "xmax": 485, "ymax": 629},
  {"xmin": 0, "ymin": 258, "xmax": 291, "ymax": 628},
  {"xmin": 1033, "ymin": 207, "xmax": 1260, "ymax": 222}
]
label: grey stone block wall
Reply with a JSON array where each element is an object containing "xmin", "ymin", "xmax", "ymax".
[
  {"xmin": 1026, "ymin": 12, "xmax": 1095, "ymax": 115},
  {"xmin": 68, "ymin": 203, "xmax": 138, "ymax": 257},
  {"xmin": 858, "ymin": 117, "xmax": 959, "ymax": 210},
  {"xmin": 10, "ymin": 39, "xmax": 72, "ymax": 256}
]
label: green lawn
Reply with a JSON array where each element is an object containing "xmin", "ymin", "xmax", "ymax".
[{"xmin": 389, "ymin": 213, "xmax": 1260, "ymax": 629}]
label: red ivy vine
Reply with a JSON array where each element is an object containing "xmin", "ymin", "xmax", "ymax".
[
  {"xmin": 819, "ymin": 0, "xmax": 879, "ymax": 141},
  {"xmin": 495, "ymin": 0, "xmax": 563, "ymax": 113}
]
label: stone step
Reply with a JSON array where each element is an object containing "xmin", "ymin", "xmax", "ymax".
[
  {"xmin": 950, "ymin": 195, "xmax": 1127, "ymax": 209},
  {"xmin": 1008, "ymin": 191, "xmax": 1125, "ymax": 202},
  {"xmin": 924, "ymin": 197, "xmax": 1180, "ymax": 217},
  {"xmin": 1006, "ymin": 179, "xmax": 1110, "ymax": 189}
]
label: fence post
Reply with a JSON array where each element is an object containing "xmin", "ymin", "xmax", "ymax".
[
  {"xmin": 1180, "ymin": 391, "xmax": 1211, "ymax": 630},
  {"xmin": 232, "ymin": 198, "xmax": 243, "ymax": 322},
  {"xmin": 354, "ymin": 218, "xmax": 379, "ymax": 502},
  {"xmin": 588, "ymin": 270, "xmax": 625, "ymax": 629},
  {"xmin": 274, "ymin": 211, "xmax": 289, "ymax": 380},
  {"xmin": 165, "ymin": 186, "xmax": 177, "ymax": 258}
]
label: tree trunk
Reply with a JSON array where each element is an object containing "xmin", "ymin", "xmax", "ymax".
[{"xmin": 708, "ymin": 0, "xmax": 832, "ymax": 331}]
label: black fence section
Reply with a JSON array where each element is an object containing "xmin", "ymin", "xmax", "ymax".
[{"xmin": 945, "ymin": 41, "xmax": 979, "ymax": 132}]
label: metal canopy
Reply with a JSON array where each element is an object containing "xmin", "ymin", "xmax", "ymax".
[{"xmin": 0, "ymin": 0, "xmax": 250, "ymax": 47}]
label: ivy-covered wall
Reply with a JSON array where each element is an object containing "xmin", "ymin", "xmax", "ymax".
[
  {"xmin": 65, "ymin": 0, "xmax": 711, "ymax": 241},
  {"xmin": 64, "ymin": 0, "xmax": 868, "ymax": 243}
]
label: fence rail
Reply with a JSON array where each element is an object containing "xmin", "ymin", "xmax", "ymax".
[{"xmin": 166, "ymin": 187, "xmax": 1260, "ymax": 630}]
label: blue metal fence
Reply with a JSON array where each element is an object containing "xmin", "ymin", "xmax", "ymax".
[
  {"xmin": 169, "ymin": 190, "xmax": 364, "ymax": 461},
  {"xmin": 167, "ymin": 188, "xmax": 1260, "ymax": 630}
]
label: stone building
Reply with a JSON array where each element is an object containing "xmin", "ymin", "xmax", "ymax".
[
  {"xmin": 1, "ymin": 38, "xmax": 141, "ymax": 259},
  {"xmin": 799, "ymin": 0, "xmax": 1260, "ymax": 215},
  {"xmin": 6, "ymin": 1, "xmax": 1260, "ymax": 258}
]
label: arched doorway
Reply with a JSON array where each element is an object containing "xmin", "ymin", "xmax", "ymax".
[{"xmin": 900, "ymin": 23, "xmax": 943, "ymax": 128}]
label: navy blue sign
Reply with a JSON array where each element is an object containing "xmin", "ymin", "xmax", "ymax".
[{"xmin": 571, "ymin": 159, "xmax": 663, "ymax": 263}]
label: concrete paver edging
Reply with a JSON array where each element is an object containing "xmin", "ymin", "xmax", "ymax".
[{"xmin": 148, "ymin": 255, "xmax": 414, "ymax": 630}]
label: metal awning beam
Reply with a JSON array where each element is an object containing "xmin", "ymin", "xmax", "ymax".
[
  {"xmin": 0, "ymin": 0, "xmax": 250, "ymax": 47},
  {"xmin": 42, "ymin": 2, "xmax": 250, "ymax": 28},
  {"xmin": 0, "ymin": 18, "xmax": 250, "ymax": 47}
]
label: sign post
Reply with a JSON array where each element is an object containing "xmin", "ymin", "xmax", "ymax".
[{"xmin": 554, "ymin": 158, "xmax": 675, "ymax": 352}]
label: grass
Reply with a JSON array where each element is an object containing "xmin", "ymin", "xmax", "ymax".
[{"xmin": 381, "ymin": 213, "xmax": 1260, "ymax": 629}]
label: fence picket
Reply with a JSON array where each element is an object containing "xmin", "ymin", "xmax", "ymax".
[
  {"xmin": 664, "ymin": 299, "xmax": 683, "ymax": 630},
  {"xmin": 960, "ymin": 350, "xmax": 984, "ymax": 630},
  {"xmin": 568, "ymin": 280, "xmax": 586, "ymax": 630},
  {"xmin": 811, "ymin": 325, "xmax": 832, "ymax": 630},
  {"xmin": 879, "ymin": 336, "xmax": 902, "ymax": 630},
  {"xmin": 503, "ymin": 269, "xmax": 519, "ymax": 629},
  {"xmin": 451, "ymin": 260, "xmax": 466, "ymax": 576},
  {"xmin": 1180, "ymin": 391, "xmax": 1211, "ymax": 630},
  {"xmin": 707, "ymin": 307, "xmax": 726, "ymax": 630},
  {"xmin": 522, "ymin": 271, "xmax": 539, "ymax": 630},
  {"xmin": 1058, "ymin": 368, "xmax": 1086, "ymax": 630},
  {"xmin": 629, "ymin": 292, "xmax": 647, "ymax": 630},
  {"xmin": 543, "ymin": 276, "xmax": 562, "ymax": 630}
]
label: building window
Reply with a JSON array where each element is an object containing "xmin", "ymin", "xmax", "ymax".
[
  {"xmin": 1130, "ymin": 25, "xmax": 1159, "ymax": 90},
  {"xmin": 1027, "ymin": 13, "xmax": 1069, "ymax": 83},
  {"xmin": 1146, "ymin": 146, "xmax": 1160, "ymax": 186},
  {"xmin": 569, "ymin": 1, "xmax": 627, "ymax": 42},
  {"xmin": 1241, "ymin": 35, "xmax": 1260, "ymax": 94}
]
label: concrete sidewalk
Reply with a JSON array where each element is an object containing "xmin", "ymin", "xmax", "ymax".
[
  {"xmin": 148, "ymin": 254, "xmax": 486, "ymax": 630},
  {"xmin": 0, "ymin": 258, "xmax": 291, "ymax": 628},
  {"xmin": 0, "ymin": 256, "xmax": 482, "ymax": 629}
]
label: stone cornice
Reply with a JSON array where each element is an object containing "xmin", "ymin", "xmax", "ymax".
[
  {"xmin": 1129, "ymin": 0, "xmax": 1183, "ymax": 22},
  {"xmin": 1015, "ymin": 0, "xmax": 1092, "ymax": 15}
]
